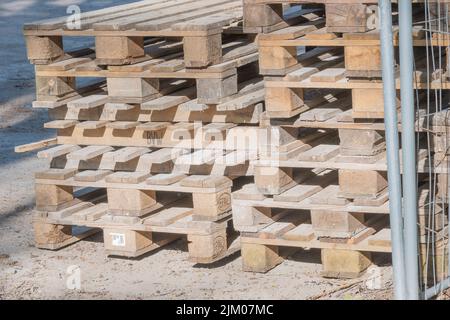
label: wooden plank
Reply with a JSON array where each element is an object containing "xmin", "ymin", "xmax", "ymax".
[
  {"xmin": 274, "ymin": 184, "xmax": 322, "ymax": 202},
  {"xmin": 15, "ymin": 138, "xmax": 58, "ymax": 153},
  {"xmin": 216, "ymin": 88, "xmax": 265, "ymax": 111},
  {"xmin": 367, "ymin": 228, "xmax": 391, "ymax": 247},
  {"xmin": 171, "ymin": 10, "xmax": 242, "ymax": 31},
  {"xmin": 136, "ymin": 122, "xmax": 171, "ymax": 131},
  {"xmin": 99, "ymin": 0, "xmax": 226, "ymax": 31},
  {"xmin": 74, "ymin": 170, "xmax": 112, "ymax": 182},
  {"xmin": 35, "ymin": 168, "xmax": 77, "ymax": 180},
  {"xmin": 67, "ymin": 95, "xmax": 109, "ymax": 109},
  {"xmin": 297, "ymin": 145, "xmax": 340, "ymax": 162},
  {"xmin": 105, "ymin": 171, "xmax": 151, "ymax": 184},
  {"xmin": 146, "ymin": 173, "xmax": 187, "ymax": 185},
  {"xmin": 284, "ymin": 67, "xmax": 320, "ymax": 81},
  {"xmin": 44, "ymin": 120, "xmax": 78, "ymax": 129},
  {"xmin": 259, "ymin": 221, "xmax": 296, "ymax": 239},
  {"xmin": 136, "ymin": 148, "xmax": 189, "ymax": 165},
  {"xmin": 309, "ymin": 185, "xmax": 349, "ymax": 205},
  {"xmin": 143, "ymin": 207, "xmax": 193, "ymax": 227},
  {"xmin": 180, "ymin": 175, "xmax": 231, "ymax": 188},
  {"xmin": 136, "ymin": 0, "xmax": 242, "ymax": 31},
  {"xmin": 106, "ymin": 121, "xmax": 140, "ymax": 130},
  {"xmin": 24, "ymin": 0, "xmax": 163, "ymax": 31},
  {"xmin": 72, "ymin": 203, "xmax": 108, "ymax": 221},
  {"xmin": 282, "ymin": 224, "xmax": 315, "ymax": 241},
  {"xmin": 259, "ymin": 24, "xmax": 321, "ymax": 41},
  {"xmin": 310, "ymin": 68, "xmax": 346, "ymax": 82},
  {"xmin": 175, "ymin": 149, "xmax": 222, "ymax": 166},
  {"xmin": 37, "ymin": 144, "xmax": 80, "ymax": 159},
  {"xmin": 44, "ymin": 56, "xmax": 93, "ymax": 71},
  {"xmin": 91, "ymin": 0, "xmax": 201, "ymax": 31},
  {"xmin": 76, "ymin": 121, "xmax": 110, "ymax": 129},
  {"xmin": 67, "ymin": 145, "xmax": 114, "ymax": 161},
  {"xmin": 141, "ymin": 87, "xmax": 195, "ymax": 110},
  {"xmin": 103, "ymin": 147, "xmax": 150, "ymax": 163}
]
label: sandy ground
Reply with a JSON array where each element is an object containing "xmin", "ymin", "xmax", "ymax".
[{"xmin": 0, "ymin": 0, "xmax": 395, "ymax": 300}]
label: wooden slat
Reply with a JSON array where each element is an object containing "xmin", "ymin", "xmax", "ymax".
[
  {"xmin": 143, "ymin": 207, "xmax": 193, "ymax": 226},
  {"xmin": 67, "ymin": 95, "xmax": 109, "ymax": 109},
  {"xmin": 35, "ymin": 168, "xmax": 77, "ymax": 180},
  {"xmin": 67, "ymin": 145, "xmax": 114, "ymax": 161},
  {"xmin": 37, "ymin": 144, "xmax": 80, "ymax": 159},
  {"xmin": 15, "ymin": 138, "xmax": 58, "ymax": 153},
  {"xmin": 76, "ymin": 121, "xmax": 110, "ymax": 130},
  {"xmin": 75, "ymin": 170, "xmax": 112, "ymax": 182},
  {"xmin": 282, "ymin": 224, "xmax": 315, "ymax": 241},
  {"xmin": 136, "ymin": 0, "xmax": 242, "ymax": 31},
  {"xmin": 105, "ymin": 171, "xmax": 150, "ymax": 184},
  {"xmin": 141, "ymin": 87, "xmax": 195, "ymax": 111},
  {"xmin": 146, "ymin": 173, "xmax": 187, "ymax": 185},
  {"xmin": 44, "ymin": 120, "xmax": 78, "ymax": 129}
]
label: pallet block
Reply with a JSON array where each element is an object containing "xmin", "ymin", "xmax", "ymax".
[
  {"xmin": 103, "ymin": 227, "xmax": 153, "ymax": 255},
  {"xmin": 325, "ymin": 4, "xmax": 377, "ymax": 33},
  {"xmin": 259, "ymin": 46, "xmax": 297, "ymax": 75},
  {"xmin": 183, "ymin": 33, "xmax": 223, "ymax": 68},
  {"xmin": 33, "ymin": 221, "xmax": 74, "ymax": 249},
  {"xmin": 35, "ymin": 183, "xmax": 74, "ymax": 211},
  {"xmin": 192, "ymin": 189, "xmax": 232, "ymax": 221},
  {"xmin": 196, "ymin": 74, "xmax": 238, "ymax": 104},
  {"xmin": 338, "ymin": 170, "xmax": 388, "ymax": 199},
  {"xmin": 420, "ymin": 241, "xmax": 449, "ymax": 284},
  {"xmin": 25, "ymin": 35, "xmax": 64, "ymax": 63},
  {"xmin": 188, "ymin": 228, "xmax": 228, "ymax": 263},
  {"xmin": 321, "ymin": 249, "xmax": 372, "ymax": 278},
  {"xmin": 339, "ymin": 129, "xmax": 385, "ymax": 157},
  {"xmin": 351, "ymin": 88, "xmax": 386, "ymax": 119},
  {"xmin": 36, "ymin": 76, "xmax": 76, "ymax": 101},
  {"xmin": 254, "ymin": 166, "xmax": 294, "ymax": 195},
  {"xmin": 344, "ymin": 33, "xmax": 382, "ymax": 78},
  {"xmin": 241, "ymin": 242, "xmax": 283, "ymax": 273},
  {"xmin": 311, "ymin": 210, "xmax": 366, "ymax": 239},
  {"xmin": 232, "ymin": 205, "xmax": 273, "ymax": 233},
  {"xmin": 243, "ymin": 0, "xmax": 283, "ymax": 33},
  {"xmin": 107, "ymin": 188, "xmax": 157, "ymax": 216},
  {"xmin": 265, "ymin": 87, "xmax": 304, "ymax": 117},
  {"xmin": 96, "ymin": 36, "xmax": 145, "ymax": 65},
  {"xmin": 107, "ymin": 78, "xmax": 160, "ymax": 99}
]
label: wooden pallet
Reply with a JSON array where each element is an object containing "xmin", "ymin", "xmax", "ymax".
[
  {"xmin": 35, "ymin": 169, "xmax": 239, "ymax": 222},
  {"xmin": 257, "ymin": 16, "xmax": 447, "ymax": 78},
  {"xmin": 33, "ymin": 188, "xmax": 239, "ymax": 263},
  {"xmin": 38, "ymin": 145, "xmax": 257, "ymax": 177},
  {"xmin": 33, "ymin": 44, "xmax": 260, "ymax": 106},
  {"xmin": 35, "ymin": 76, "xmax": 265, "ymax": 124},
  {"xmin": 234, "ymin": 178, "xmax": 440, "ymax": 277},
  {"xmin": 263, "ymin": 65, "xmax": 449, "ymax": 118},
  {"xmin": 244, "ymin": 0, "xmax": 436, "ymax": 34},
  {"xmin": 240, "ymin": 224, "xmax": 391, "ymax": 278},
  {"xmin": 24, "ymin": 0, "xmax": 247, "ymax": 68},
  {"xmin": 261, "ymin": 98, "xmax": 446, "ymax": 133},
  {"xmin": 234, "ymin": 171, "xmax": 392, "ymax": 278},
  {"xmin": 43, "ymin": 122, "xmax": 270, "ymax": 149}
]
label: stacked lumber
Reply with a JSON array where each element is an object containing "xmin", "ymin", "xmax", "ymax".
[
  {"xmin": 235, "ymin": 0, "xmax": 450, "ymax": 279},
  {"xmin": 23, "ymin": 0, "xmax": 264, "ymax": 263}
]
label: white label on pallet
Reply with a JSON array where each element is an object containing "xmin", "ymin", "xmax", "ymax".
[{"xmin": 110, "ymin": 233, "xmax": 126, "ymax": 247}]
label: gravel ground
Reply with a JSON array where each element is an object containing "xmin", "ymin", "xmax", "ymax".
[{"xmin": 0, "ymin": 0, "xmax": 394, "ymax": 300}]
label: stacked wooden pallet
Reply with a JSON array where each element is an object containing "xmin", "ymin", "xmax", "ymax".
[
  {"xmin": 23, "ymin": 0, "xmax": 266, "ymax": 263},
  {"xmin": 235, "ymin": 0, "xmax": 449, "ymax": 279}
]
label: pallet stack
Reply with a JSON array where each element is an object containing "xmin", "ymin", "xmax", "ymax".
[
  {"xmin": 234, "ymin": 0, "xmax": 449, "ymax": 279},
  {"xmin": 23, "ymin": 0, "xmax": 266, "ymax": 264}
]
